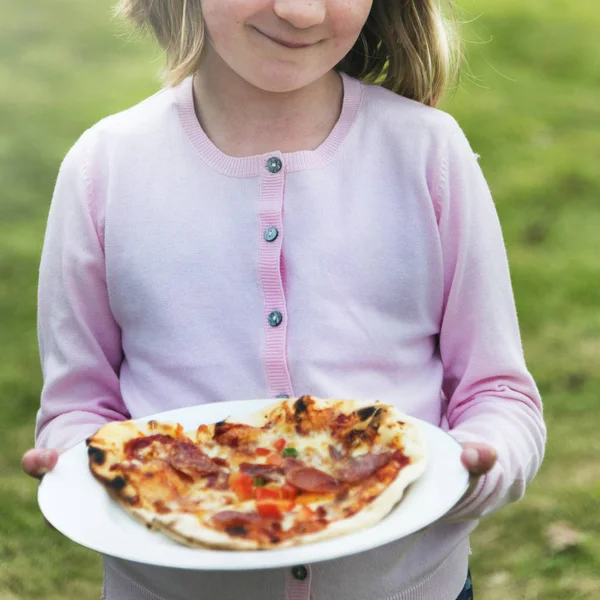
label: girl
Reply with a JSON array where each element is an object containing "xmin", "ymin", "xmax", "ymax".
[{"xmin": 22, "ymin": 0, "xmax": 546, "ymax": 599}]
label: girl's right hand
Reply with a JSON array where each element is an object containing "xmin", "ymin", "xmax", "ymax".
[
  {"xmin": 22, "ymin": 449, "xmax": 61, "ymax": 529},
  {"xmin": 21, "ymin": 448, "xmax": 60, "ymax": 479}
]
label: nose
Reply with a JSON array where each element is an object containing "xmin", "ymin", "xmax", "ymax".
[{"xmin": 273, "ymin": 0, "xmax": 326, "ymax": 29}]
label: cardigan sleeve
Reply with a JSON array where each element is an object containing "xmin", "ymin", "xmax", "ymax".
[
  {"xmin": 436, "ymin": 123, "xmax": 546, "ymax": 520},
  {"xmin": 35, "ymin": 131, "xmax": 129, "ymax": 451}
]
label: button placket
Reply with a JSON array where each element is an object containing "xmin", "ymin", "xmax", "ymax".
[{"xmin": 257, "ymin": 153, "xmax": 294, "ymax": 400}]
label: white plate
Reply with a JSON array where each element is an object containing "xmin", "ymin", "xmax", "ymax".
[{"xmin": 38, "ymin": 399, "xmax": 469, "ymax": 570}]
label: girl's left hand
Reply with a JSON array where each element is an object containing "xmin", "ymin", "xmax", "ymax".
[
  {"xmin": 458, "ymin": 442, "xmax": 497, "ymax": 502},
  {"xmin": 460, "ymin": 442, "xmax": 497, "ymax": 478}
]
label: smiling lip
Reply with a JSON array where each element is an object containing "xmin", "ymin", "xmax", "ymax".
[{"xmin": 255, "ymin": 28, "xmax": 315, "ymax": 49}]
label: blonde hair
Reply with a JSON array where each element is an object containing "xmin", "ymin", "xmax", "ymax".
[{"xmin": 116, "ymin": 0, "xmax": 460, "ymax": 107}]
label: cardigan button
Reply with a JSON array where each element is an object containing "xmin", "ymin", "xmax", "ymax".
[
  {"xmin": 291, "ymin": 565, "xmax": 308, "ymax": 581},
  {"xmin": 267, "ymin": 157, "xmax": 282, "ymax": 173},
  {"xmin": 264, "ymin": 227, "xmax": 279, "ymax": 242},
  {"xmin": 268, "ymin": 311, "xmax": 283, "ymax": 327}
]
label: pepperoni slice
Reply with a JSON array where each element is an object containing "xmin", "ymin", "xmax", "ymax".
[
  {"xmin": 334, "ymin": 453, "xmax": 393, "ymax": 483},
  {"xmin": 285, "ymin": 467, "xmax": 344, "ymax": 493},
  {"xmin": 212, "ymin": 511, "xmax": 262, "ymax": 526},
  {"xmin": 215, "ymin": 471, "xmax": 230, "ymax": 490},
  {"xmin": 124, "ymin": 434, "xmax": 175, "ymax": 459},
  {"xmin": 206, "ymin": 471, "xmax": 230, "ymax": 490},
  {"xmin": 239, "ymin": 463, "xmax": 283, "ymax": 481},
  {"xmin": 205, "ymin": 473, "xmax": 219, "ymax": 488},
  {"xmin": 282, "ymin": 458, "xmax": 305, "ymax": 474},
  {"xmin": 168, "ymin": 442, "xmax": 220, "ymax": 477}
]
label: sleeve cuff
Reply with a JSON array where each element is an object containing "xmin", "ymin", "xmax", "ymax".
[
  {"xmin": 443, "ymin": 473, "xmax": 488, "ymax": 522},
  {"xmin": 36, "ymin": 412, "xmax": 111, "ymax": 450}
]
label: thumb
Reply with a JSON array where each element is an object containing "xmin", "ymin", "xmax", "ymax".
[
  {"xmin": 22, "ymin": 448, "xmax": 60, "ymax": 480},
  {"xmin": 460, "ymin": 442, "xmax": 497, "ymax": 477}
]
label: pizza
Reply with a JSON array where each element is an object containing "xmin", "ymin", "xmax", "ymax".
[{"xmin": 86, "ymin": 396, "xmax": 427, "ymax": 550}]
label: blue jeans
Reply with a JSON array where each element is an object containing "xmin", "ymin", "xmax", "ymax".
[{"xmin": 455, "ymin": 570, "xmax": 473, "ymax": 600}]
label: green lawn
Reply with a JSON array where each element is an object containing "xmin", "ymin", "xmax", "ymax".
[{"xmin": 1, "ymin": 0, "xmax": 599, "ymax": 598}]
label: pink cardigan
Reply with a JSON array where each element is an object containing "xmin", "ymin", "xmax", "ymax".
[{"xmin": 36, "ymin": 73, "xmax": 545, "ymax": 600}]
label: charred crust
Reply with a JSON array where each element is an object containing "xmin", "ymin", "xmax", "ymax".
[
  {"xmin": 87, "ymin": 446, "xmax": 106, "ymax": 465},
  {"xmin": 226, "ymin": 525, "xmax": 248, "ymax": 537},
  {"xmin": 356, "ymin": 406, "xmax": 377, "ymax": 421},
  {"xmin": 85, "ymin": 437, "xmax": 92, "ymax": 446},
  {"xmin": 215, "ymin": 420, "xmax": 227, "ymax": 427},
  {"xmin": 152, "ymin": 499, "xmax": 170, "ymax": 513},
  {"xmin": 368, "ymin": 409, "xmax": 383, "ymax": 430},
  {"xmin": 108, "ymin": 476, "xmax": 127, "ymax": 491},
  {"xmin": 345, "ymin": 429, "xmax": 369, "ymax": 446},
  {"xmin": 294, "ymin": 397, "xmax": 308, "ymax": 414}
]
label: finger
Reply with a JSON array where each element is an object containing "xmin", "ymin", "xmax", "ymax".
[
  {"xmin": 456, "ymin": 474, "xmax": 480, "ymax": 506},
  {"xmin": 21, "ymin": 449, "xmax": 59, "ymax": 479},
  {"xmin": 461, "ymin": 443, "xmax": 497, "ymax": 476}
]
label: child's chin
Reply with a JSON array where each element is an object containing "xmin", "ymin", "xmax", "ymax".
[{"xmin": 242, "ymin": 64, "xmax": 334, "ymax": 95}]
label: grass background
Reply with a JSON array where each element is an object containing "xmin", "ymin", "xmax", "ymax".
[{"xmin": 1, "ymin": 0, "xmax": 599, "ymax": 598}]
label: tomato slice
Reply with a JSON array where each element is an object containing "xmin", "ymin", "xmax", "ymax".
[
  {"xmin": 230, "ymin": 472, "xmax": 254, "ymax": 501},
  {"xmin": 256, "ymin": 501, "xmax": 283, "ymax": 520},
  {"xmin": 255, "ymin": 447, "xmax": 270, "ymax": 456},
  {"xmin": 278, "ymin": 500, "xmax": 295, "ymax": 512},
  {"xmin": 266, "ymin": 452, "xmax": 285, "ymax": 467},
  {"xmin": 254, "ymin": 487, "xmax": 280, "ymax": 501},
  {"xmin": 256, "ymin": 499, "xmax": 295, "ymax": 519},
  {"xmin": 273, "ymin": 438, "xmax": 286, "ymax": 452},
  {"xmin": 281, "ymin": 482, "xmax": 298, "ymax": 501}
]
